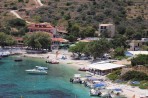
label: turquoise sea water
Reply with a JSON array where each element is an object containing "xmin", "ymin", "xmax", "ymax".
[{"xmin": 0, "ymin": 56, "xmax": 96, "ymax": 98}]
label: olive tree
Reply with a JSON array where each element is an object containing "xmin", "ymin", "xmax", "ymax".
[{"xmin": 24, "ymin": 32, "xmax": 51, "ymax": 50}]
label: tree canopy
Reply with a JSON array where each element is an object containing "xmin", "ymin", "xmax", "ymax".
[
  {"xmin": 111, "ymin": 34, "xmax": 128, "ymax": 48},
  {"xmin": 86, "ymin": 38, "xmax": 110, "ymax": 59},
  {"xmin": 69, "ymin": 42, "xmax": 88, "ymax": 57},
  {"xmin": 69, "ymin": 38, "xmax": 110, "ymax": 59},
  {"xmin": 131, "ymin": 55, "xmax": 148, "ymax": 66},
  {"xmin": 24, "ymin": 32, "xmax": 51, "ymax": 50},
  {"xmin": 8, "ymin": 18, "xmax": 26, "ymax": 27},
  {"xmin": 121, "ymin": 71, "xmax": 148, "ymax": 81},
  {"xmin": 0, "ymin": 32, "xmax": 16, "ymax": 47}
]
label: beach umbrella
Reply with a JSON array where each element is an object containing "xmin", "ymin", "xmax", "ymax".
[
  {"xmin": 94, "ymin": 83, "xmax": 105, "ymax": 88},
  {"xmin": 113, "ymin": 88, "xmax": 122, "ymax": 91},
  {"xmin": 87, "ymin": 77, "xmax": 98, "ymax": 81}
]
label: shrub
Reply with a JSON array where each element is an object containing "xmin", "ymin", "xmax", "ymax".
[
  {"xmin": 139, "ymin": 81, "xmax": 148, "ymax": 89},
  {"xmin": 18, "ymin": 0, "xmax": 24, "ymax": 2},
  {"xmin": 114, "ymin": 47, "xmax": 125, "ymax": 57},
  {"xmin": 121, "ymin": 71, "xmax": 148, "ymax": 81},
  {"xmin": 11, "ymin": 6, "xmax": 18, "ymax": 10},
  {"xmin": 107, "ymin": 70, "xmax": 121, "ymax": 80},
  {"xmin": 8, "ymin": 18, "xmax": 26, "ymax": 27},
  {"xmin": 131, "ymin": 55, "xmax": 148, "ymax": 66}
]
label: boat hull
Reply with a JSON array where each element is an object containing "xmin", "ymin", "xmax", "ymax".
[
  {"xmin": 14, "ymin": 59, "xmax": 23, "ymax": 62},
  {"xmin": 25, "ymin": 70, "xmax": 48, "ymax": 75}
]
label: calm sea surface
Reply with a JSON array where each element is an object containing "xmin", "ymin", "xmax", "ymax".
[{"xmin": 0, "ymin": 56, "xmax": 97, "ymax": 98}]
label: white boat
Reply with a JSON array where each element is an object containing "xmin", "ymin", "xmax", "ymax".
[
  {"xmin": 35, "ymin": 66, "xmax": 48, "ymax": 70},
  {"xmin": 70, "ymin": 74, "xmax": 81, "ymax": 83},
  {"xmin": 25, "ymin": 67, "xmax": 48, "ymax": 75}
]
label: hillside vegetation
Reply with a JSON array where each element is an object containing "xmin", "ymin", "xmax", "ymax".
[
  {"xmin": 28, "ymin": 0, "xmax": 148, "ymax": 39},
  {"xmin": 0, "ymin": 0, "xmax": 148, "ymax": 39}
]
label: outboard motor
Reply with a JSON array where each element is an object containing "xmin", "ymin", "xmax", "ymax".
[{"xmin": 70, "ymin": 78, "xmax": 73, "ymax": 82}]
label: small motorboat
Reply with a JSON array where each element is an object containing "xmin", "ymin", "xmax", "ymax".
[
  {"xmin": 46, "ymin": 60, "xmax": 52, "ymax": 63},
  {"xmin": 78, "ymin": 67, "xmax": 89, "ymax": 71},
  {"xmin": 50, "ymin": 61, "xmax": 59, "ymax": 64},
  {"xmin": 70, "ymin": 74, "xmax": 81, "ymax": 83},
  {"xmin": 14, "ymin": 58, "xmax": 23, "ymax": 62},
  {"xmin": 46, "ymin": 60, "xmax": 59, "ymax": 64},
  {"xmin": 25, "ymin": 67, "xmax": 48, "ymax": 75}
]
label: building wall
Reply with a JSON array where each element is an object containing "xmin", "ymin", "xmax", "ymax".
[
  {"xmin": 129, "ymin": 40, "xmax": 142, "ymax": 51},
  {"xmin": 98, "ymin": 24, "xmax": 115, "ymax": 37}
]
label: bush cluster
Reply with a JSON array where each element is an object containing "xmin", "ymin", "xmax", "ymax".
[
  {"xmin": 107, "ymin": 70, "xmax": 121, "ymax": 80},
  {"xmin": 121, "ymin": 71, "xmax": 148, "ymax": 81},
  {"xmin": 131, "ymin": 55, "xmax": 148, "ymax": 66}
]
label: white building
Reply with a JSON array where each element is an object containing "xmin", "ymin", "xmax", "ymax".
[
  {"xmin": 98, "ymin": 24, "xmax": 115, "ymax": 37},
  {"xmin": 88, "ymin": 62, "xmax": 125, "ymax": 75}
]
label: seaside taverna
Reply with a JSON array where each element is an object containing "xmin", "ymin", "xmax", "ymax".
[{"xmin": 88, "ymin": 62, "xmax": 126, "ymax": 75}]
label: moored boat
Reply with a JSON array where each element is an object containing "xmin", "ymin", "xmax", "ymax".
[
  {"xmin": 46, "ymin": 60, "xmax": 52, "ymax": 63},
  {"xmin": 78, "ymin": 67, "xmax": 89, "ymax": 71},
  {"xmin": 46, "ymin": 60, "xmax": 59, "ymax": 64},
  {"xmin": 14, "ymin": 58, "xmax": 23, "ymax": 62},
  {"xmin": 50, "ymin": 61, "xmax": 59, "ymax": 64},
  {"xmin": 25, "ymin": 67, "xmax": 48, "ymax": 75}
]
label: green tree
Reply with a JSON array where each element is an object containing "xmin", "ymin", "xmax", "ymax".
[
  {"xmin": 121, "ymin": 71, "xmax": 148, "ymax": 81},
  {"xmin": 114, "ymin": 47, "xmax": 125, "ymax": 57},
  {"xmin": 64, "ymin": 35, "xmax": 77, "ymax": 42},
  {"xmin": 69, "ymin": 42, "xmax": 88, "ymax": 57},
  {"xmin": 80, "ymin": 26, "xmax": 96, "ymax": 38},
  {"xmin": 7, "ymin": 18, "xmax": 27, "ymax": 36},
  {"xmin": 6, "ymin": 35, "xmax": 16, "ymax": 46},
  {"xmin": 107, "ymin": 70, "xmax": 121, "ymax": 80},
  {"xmin": 111, "ymin": 34, "xmax": 128, "ymax": 48},
  {"xmin": 86, "ymin": 38, "xmax": 110, "ymax": 60},
  {"xmin": 0, "ymin": 32, "xmax": 16, "ymax": 47},
  {"xmin": 0, "ymin": 32, "xmax": 7, "ymax": 47},
  {"xmin": 125, "ymin": 27, "xmax": 135, "ymax": 39},
  {"xmin": 131, "ymin": 55, "xmax": 148, "ymax": 66},
  {"xmin": 24, "ymin": 32, "xmax": 51, "ymax": 50},
  {"xmin": 8, "ymin": 18, "xmax": 26, "ymax": 27}
]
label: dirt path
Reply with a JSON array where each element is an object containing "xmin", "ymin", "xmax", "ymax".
[
  {"xmin": 10, "ymin": 10, "xmax": 22, "ymax": 19},
  {"xmin": 10, "ymin": 10, "xmax": 32, "ymax": 24},
  {"xmin": 34, "ymin": 0, "xmax": 43, "ymax": 6},
  {"xmin": 10, "ymin": 0, "xmax": 44, "ymax": 24}
]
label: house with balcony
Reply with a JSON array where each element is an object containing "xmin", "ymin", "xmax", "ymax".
[
  {"xmin": 129, "ymin": 38, "xmax": 148, "ymax": 51},
  {"xmin": 27, "ymin": 23, "xmax": 69, "ymax": 49},
  {"xmin": 98, "ymin": 24, "xmax": 115, "ymax": 38}
]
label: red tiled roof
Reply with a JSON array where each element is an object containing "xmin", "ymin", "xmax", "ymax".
[{"xmin": 28, "ymin": 23, "xmax": 54, "ymax": 28}]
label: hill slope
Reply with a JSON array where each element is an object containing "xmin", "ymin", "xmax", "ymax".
[{"xmin": 0, "ymin": 0, "xmax": 148, "ymax": 39}]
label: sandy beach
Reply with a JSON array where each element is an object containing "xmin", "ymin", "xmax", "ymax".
[
  {"xmin": 22, "ymin": 50, "xmax": 148, "ymax": 98},
  {"xmin": 23, "ymin": 50, "xmax": 91, "ymax": 68}
]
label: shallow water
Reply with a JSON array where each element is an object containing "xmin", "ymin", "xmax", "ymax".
[{"xmin": 0, "ymin": 56, "xmax": 98, "ymax": 98}]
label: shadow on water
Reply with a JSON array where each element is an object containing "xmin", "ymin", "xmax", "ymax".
[
  {"xmin": 0, "ymin": 61, "xmax": 4, "ymax": 65},
  {"xmin": 27, "ymin": 89, "xmax": 75, "ymax": 98},
  {"xmin": 0, "ymin": 92, "xmax": 18, "ymax": 98},
  {"xmin": 0, "ymin": 84, "xmax": 17, "ymax": 88}
]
